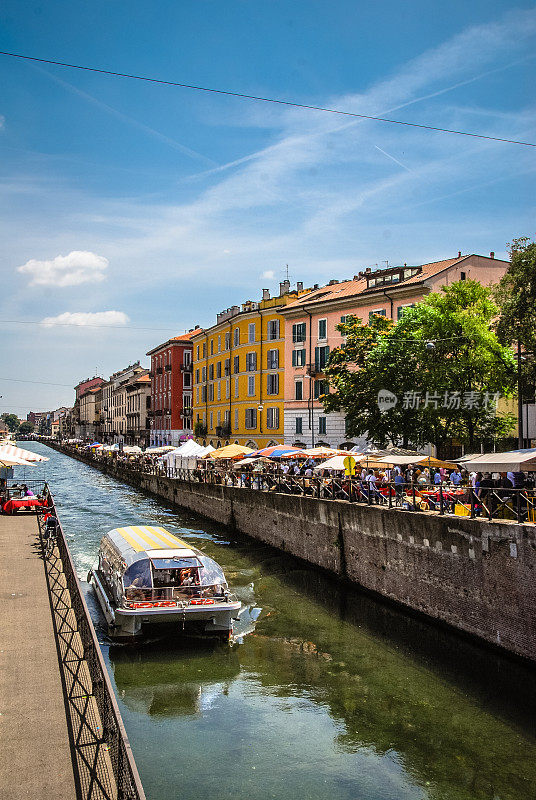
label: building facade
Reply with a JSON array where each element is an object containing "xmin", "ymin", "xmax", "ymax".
[
  {"xmin": 147, "ymin": 330, "xmax": 200, "ymax": 447},
  {"xmin": 125, "ymin": 371, "xmax": 151, "ymax": 448},
  {"xmin": 77, "ymin": 387, "xmax": 102, "ymax": 440},
  {"xmin": 192, "ymin": 281, "xmax": 310, "ymax": 449},
  {"xmin": 281, "ymin": 253, "xmax": 509, "ymax": 448}
]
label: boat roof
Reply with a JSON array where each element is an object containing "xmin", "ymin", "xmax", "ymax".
[{"xmin": 104, "ymin": 525, "xmax": 198, "ymax": 567}]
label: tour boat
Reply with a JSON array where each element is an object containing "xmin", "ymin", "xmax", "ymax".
[{"xmin": 89, "ymin": 525, "xmax": 241, "ymax": 640}]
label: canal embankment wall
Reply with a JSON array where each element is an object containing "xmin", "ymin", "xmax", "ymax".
[{"xmin": 45, "ymin": 443, "xmax": 536, "ymax": 663}]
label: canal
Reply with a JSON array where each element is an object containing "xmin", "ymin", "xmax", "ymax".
[{"xmin": 24, "ymin": 442, "xmax": 536, "ymax": 800}]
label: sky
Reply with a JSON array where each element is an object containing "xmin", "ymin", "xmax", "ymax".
[{"xmin": 0, "ymin": 0, "xmax": 535, "ymax": 415}]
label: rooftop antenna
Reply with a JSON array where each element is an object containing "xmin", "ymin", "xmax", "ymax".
[
  {"xmin": 284, "ymin": 264, "xmax": 291, "ymax": 282},
  {"xmin": 383, "ymin": 260, "xmax": 390, "ymax": 268}
]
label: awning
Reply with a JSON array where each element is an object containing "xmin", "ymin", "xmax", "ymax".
[{"xmin": 462, "ymin": 449, "xmax": 536, "ymax": 472}]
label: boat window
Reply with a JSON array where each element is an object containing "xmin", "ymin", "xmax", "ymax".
[
  {"xmin": 197, "ymin": 554, "xmax": 227, "ymax": 587},
  {"xmin": 123, "ymin": 560, "xmax": 153, "ymax": 589},
  {"xmin": 151, "ymin": 557, "xmax": 199, "ymax": 570}
]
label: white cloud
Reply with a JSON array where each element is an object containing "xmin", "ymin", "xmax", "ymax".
[
  {"xmin": 260, "ymin": 270, "xmax": 275, "ymax": 280},
  {"xmin": 40, "ymin": 311, "xmax": 129, "ymax": 328},
  {"xmin": 17, "ymin": 250, "xmax": 108, "ymax": 287}
]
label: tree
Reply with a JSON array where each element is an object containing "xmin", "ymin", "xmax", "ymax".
[
  {"xmin": 495, "ymin": 235, "xmax": 536, "ymax": 385},
  {"xmin": 324, "ymin": 281, "xmax": 516, "ymax": 451},
  {"xmin": 1, "ymin": 413, "xmax": 20, "ymax": 433},
  {"xmin": 18, "ymin": 421, "xmax": 34, "ymax": 435}
]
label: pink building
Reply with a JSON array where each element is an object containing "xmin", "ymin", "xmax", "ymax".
[{"xmin": 280, "ymin": 253, "xmax": 508, "ymax": 448}]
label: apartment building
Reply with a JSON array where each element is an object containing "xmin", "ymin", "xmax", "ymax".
[
  {"xmin": 125, "ymin": 371, "xmax": 151, "ymax": 448},
  {"xmin": 147, "ymin": 329, "xmax": 200, "ymax": 447},
  {"xmin": 281, "ymin": 253, "xmax": 509, "ymax": 448},
  {"xmin": 192, "ymin": 281, "xmax": 310, "ymax": 449},
  {"xmin": 78, "ymin": 387, "xmax": 102, "ymax": 440}
]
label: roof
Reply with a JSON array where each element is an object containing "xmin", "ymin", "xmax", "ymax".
[
  {"xmin": 109, "ymin": 525, "xmax": 191, "ymax": 554},
  {"xmin": 281, "ymin": 254, "xmax": 508, "ymax": 312},
  {"xmin": 146, "ymin": 328, "xmax": 202, "ymax": 355}
]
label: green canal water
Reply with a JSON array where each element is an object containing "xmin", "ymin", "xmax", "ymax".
[{"xmin": 24, "ymin": 443, "xmax": 536, "ymax": 800}]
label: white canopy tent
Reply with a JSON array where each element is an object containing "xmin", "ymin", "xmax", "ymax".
[
  {"xmin": 463, "ymin": 449, "xmax": 536, "ymax": 472},
  {"xmin": 161, "ymin": 441, "xmax": 215, "ymax": 470}
]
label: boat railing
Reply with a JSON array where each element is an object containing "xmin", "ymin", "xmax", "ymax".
[
  {"xmin": 38, "ymin": 488, "xmax": 147, "ymax": 800},
  {"xmin": 123, "ymin": 585, "xmax": 230, "ymax": 605}
]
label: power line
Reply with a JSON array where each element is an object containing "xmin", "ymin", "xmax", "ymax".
[
  {"xmin": 1, "ymin": 319, "xmax": 186, "ymax": 332},
  {"xmin": 0, "ymin": 378, "xmax": 73, "ymax": 387},
  {"xmin": 1, "ymin": 50, "xmax": 534, "ymax": 148}
]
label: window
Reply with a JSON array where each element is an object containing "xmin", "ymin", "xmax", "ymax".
[
  {"xmin": 225, "ymin": 332, "xmax": 230, "ymax": 350},
  {"xmin": 216, "ymin": 361, "xmax": 221, "ymax": 378},
  {"xmin": 369, "ymin": 309, "xmax": 386, "ymax": 320},
  {"xmin": 292, "ymin": 322, "xmax": 306, "ymax": 343},
  {"xmin": 315, "ymin": 345, "xmax": 330, "ymax": 372},
  {"xmin": 234, "ymin": 408, "xmax": 239, "ymax": 429},
  {"xmin": 234, "ymin": 378, "xmax": 239, "ymax": 398},
  {"xmin": 234, "ymin": 328, "xmax": 240, "ymax": 347},
  {"xmin": 184, "ymin": 350, "xmax": 191, "ymax": 366},
  {"xmin": 295, "ymin": 380, "xmax": 303, "ymax": 400},
  {"xmin": 267, "ymin": 349, "xmax": 279, "ymax": 369},
  {"xmin": 267, "ymin": 319, "xmax": 279, "ymax": 340},
  {"xmin": 248, "ymin": 322, "xmax": 256, "ymax": 342},
  {"xmin": 267, "ymin": 374, "xmax": 279, "ymax": 395},
  {"xmin": 218, "ymin": 336, "xmax": 221, "ymax": 352},
  {"xmin": 201, "ymin": 386, "xmax": 207, "ymax": 402},
  {"xmin": 248, "ymin": 376, "xmax": 255, "ymax": 396},
  {"xmin": 196, "ymin": 388, "xmax": 199, "ymax": 403},
  {"xmin": 318, "ymin": 319, "xmax": 327, "ymax": 340},
  {"xmin": 202, "ymin": 342, "xmax": 206, "ymax": 358},
  {"xmin": 267, "ymin": 407, "xmax": 279, "ymax": 429},
  {"xmin": 460, "ymin": 271, "xmax": 466, "ymax": 281},
  {"xmin": 183, "ymin": 372, "xmax": 191, "ymax": 388},
  {"xmin": 195, "ymin": 369, "xmax": 200, "ymax": 384},
  {"xmin": 210, "ymin": 412, "xmax": 213, "ymax": 429},
  {"xmin": 208, "ymin": 384, "xmax": 214, "ymax": 402},
  {"xmin": 246, "ymin": 352, "xmax": 257, "ymax": 372},
  {"xmin": 209, "ymin": 364, "xmax": 214, "ymax": 380},
  {"xmin": 210, "ymin": 339, "xmax": 214, "ymax": 355},
  {"xmin": 318, "ymin": 416, "xmax": 327, "ymax": 434},
  {"xmin": 245, "ymin": 408, "xmax": 257, "ymax": 429},
  {"xmin": 292, "ymin": 348, "xmax": 306, "ymax": 367},
  {"xmin": 295, "ymin": 417, "xmax": 303, "ymax": 434},
  {"xmin": 224, "ymin": 358, "xmax": 230, "ymax": 376},
  {"xmin": 201, "ymin": 366, "xmax": 206, "ymax": 382},
  {"xmin": 233, "ymin": 355, "xmax": 240, "ymax": 374},
  {"xmin": 397, "ymin": 304, "xmax": 415, "ymax": 320},
  {"xmin": 314, "ymin": 380, "xmax": 328, "ymax": 399},
  {"xmin": 217, "ymin": 382, "xmax": 221, "ymax": 400},
  {"xmin": 196, "ymin": 345, "xmax": 200, "ymax": 360},
  {"xmin": 226, "ymin": 379, "xmax": 230, "ymax": 398}
]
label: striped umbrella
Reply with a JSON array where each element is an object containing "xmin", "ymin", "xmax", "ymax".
[{"xmin": 0, "ymin": 444, "xmax": 49, "ymax": 463}]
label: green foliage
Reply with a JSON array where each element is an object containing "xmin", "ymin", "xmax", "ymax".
[
  {"xmin": 495, "ymin": 236, "xmax": 536, "ymax": 387},
  {"xmin": 324, "ymin": 281, "xmax": 516, "ymax": 449},
  {"xmin": 1, "ymin": 413, "xmax": 20, "ymax": 432},
  {"xmin": 194, "ymin": 421, "xmax": 207, "ymax": 438},
  {"xmin": 18, "ymin": 421, "xmax": 35, "ymax": 435}
]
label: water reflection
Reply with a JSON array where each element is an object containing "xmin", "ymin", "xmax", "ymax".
[{"xmin": 27, "ymin": 442, "xmax": 536, "ymax": 800}]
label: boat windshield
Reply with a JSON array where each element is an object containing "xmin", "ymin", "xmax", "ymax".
[
  {"xmin": 197, "ymin": 554, "xmax": 227, "ymax": 588},
  {"xmin": 123, "ymin": 560, "xmax": 153, "ymax": 589}
]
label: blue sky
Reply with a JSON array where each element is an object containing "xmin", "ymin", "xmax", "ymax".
[{"xmin": 1, "ymin": 0, "xmax": 535, "ymax": 414}]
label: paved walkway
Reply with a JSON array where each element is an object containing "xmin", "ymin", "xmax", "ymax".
[{"xmin": 0, "ymin": 513, "xmax": 78, "ymax": 799}]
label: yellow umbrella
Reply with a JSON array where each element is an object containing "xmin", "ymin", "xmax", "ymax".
[{"xmin": 203, "ymin": 443, "xmax": 255, "ymax": 460}]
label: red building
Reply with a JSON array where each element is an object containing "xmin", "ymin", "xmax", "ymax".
[
  {"xmin": 74, "ymin": 376, "xmax": 104, "ymax": 400},
  {"xmin": 146, "ymin": 329, "xmax": 201, "ymax": 447}
]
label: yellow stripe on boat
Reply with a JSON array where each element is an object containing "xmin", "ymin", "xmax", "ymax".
[{"xmin": 114, "ymin": 526, "xmax": 190, "ymax": 552}]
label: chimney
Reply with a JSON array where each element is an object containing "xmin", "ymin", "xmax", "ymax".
[
  {"xmin": 313, "ymin": 283, "xmax": 319, "ymax": 289},
  {"xmin": 490, "ymin": 251, "xmax": 495, "ymax": 259},
  {"xmin": 262, "ymin": 288, "xmax": 270, "ymax": 300},
  {"xmin": 365, "ymin": 267, "xmax": 372, "ymax": 274},
  {"xmin": 297, "ymin": 281, "xmax": 303, "ymax": 291},
  {"xmin": 458, "ymin": 251, "xmax": 462, "ymax": 258},
  {"xmin": 279, "ymin": 279, "xmax": 290, "ymax": 296}
]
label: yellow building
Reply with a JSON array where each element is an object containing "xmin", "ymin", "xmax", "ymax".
[{"xmin": 192, "ymin": 281, "xmax": 310, "ymax": 449}]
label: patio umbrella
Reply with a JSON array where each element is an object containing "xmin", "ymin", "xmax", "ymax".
[
  {"xmin": 248, "ymin": 445, "xmax": 305, "ymax": 458},
  {"xmin": 300, "ymin": 447, "xmax": 347, "ymax": 457},
  {"xmin": 0, "ymin": 454, "xmax": 34, "ymax": 467},
  {"xmin": 0, "ymin": 445, "xmax": 48, "ymax": 463},
  {"xmin": 204, "ymin": 444, "xmax": 254, "ymax": 460}
]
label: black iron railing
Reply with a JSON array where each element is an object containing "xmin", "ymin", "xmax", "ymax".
[{"xmin": 37, "ymin": 490, "xmax": 146, "ymax": 800}]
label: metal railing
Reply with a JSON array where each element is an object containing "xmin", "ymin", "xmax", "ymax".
[{"xmin": 37, "ymin": 490, "xmax": 146, "ymax": 800}]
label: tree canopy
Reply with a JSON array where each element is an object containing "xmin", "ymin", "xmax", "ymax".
[
  {"xmin": 18, "ymin": 421, "xmax": 34, "ymax": 435},
  {"xmin": 1, "ymin": 413, "xmax": 20, "ymax": 433},
  {"xmin": 495, "ymin": 236, "xmax": 536, "ymax": 388},
  {"xmin": 324, "ymin": 280, "xmax": 516, "ymax": 450}
]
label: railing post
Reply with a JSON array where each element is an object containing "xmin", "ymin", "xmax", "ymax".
[
  {"xmin": 412, "ymin": 484, "xmax": 416, "ymax": 510},
  {"xmin": 439, "ymin": 485, "xmax": 444, "ymax": 515},
  {"xmin": 388, "ymin": 481, "xmax": 392, "ymax": 509},
  {"xmin": 470, "ymin": 488, "xmax": 475, "ymax": 518},
  {"xmin": 517, "ymin": 490, "xmax": 522, "ymax": 524}
]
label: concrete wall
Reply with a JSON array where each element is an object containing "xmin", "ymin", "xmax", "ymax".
[{"xmin": 48, "ymin": 443, "xmax": 536, "ymax": 663}]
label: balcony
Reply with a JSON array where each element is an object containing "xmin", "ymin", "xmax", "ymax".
[
  {"xmin": 147, "ymin": 411, "xmax": 154, "ymax": 418},
  {"xmin": 148, "ymin": 371, "xmax": 154, "ymax": 378},
  {"xmin": 306, "ymin": 363, "xmax": 318, "ymax": 376},
  {"xmin": 181, "ymin": 363, "xmax": 193, "ymax": 373},
  {"xmin": 215, "ymin": 425, "xmax": 232, "ymax": 438},
  {"xmin": 156, "ymin": 367, "xmax": 163, "ymax": 375},
  {"xmin": 165, "ymin": 364, "xmax": 172, "ymax": 372}
]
